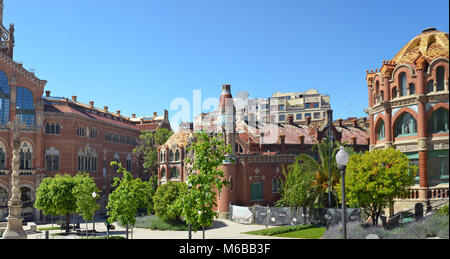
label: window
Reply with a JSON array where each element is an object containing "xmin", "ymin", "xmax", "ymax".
[
  {"xmin": 78, "ymin": 146, "xmax": 98, "ymax": 172},
  {"xmin": 272, "ymin": 178, "xmax": 281, "ymax": 194},
  {"xmin": 376, "ymin": 120, "xmax": 385, "ymax": 140},
  {"xmin": 427, "ymin": 150, "xmax": 449, "ymax": 185},
  {"xmin": 106, "ymin": 132, "xmax": 112, "ymax": 141},
  {"xmin": 409, "ymin": 84, "xmax": 415, "ymax": 95},
  {"xmin": 0, "ymin": 70, "xmax": 10, "ymax": 125},
  {"xmin": 45, "ymin": 154, "xmax": 59, "ymax": 172},
  {"xmin": 436, "ymin": 66, "xmax": 445, "ymax": 92},
  {"xmin": 296, "ymin": 114, "xmax": 302, "ymax": 120},
  {"xmin": 428, "ymin": 108, "xmax": 449, "ymax": 134},
  {"xmin": 392, "ymin": 87, "xmax": 397, "ymax": 98},
  {"xmin": 175, "ymin": 150, "xmax": 180, "ymax": 161},
  {"xmin": 427, "ymin": 80, "xmax": 434, "ymax": 93},
  {"xmin": 161, "ymin": 167, "xmax": 166, "ymax": 178},
  {"xmin": 305, "ymin": 113, "xmax": 311, "ymax": 118},
  {"xmin": 90, "ymin": 128, "xmax": 98, "ymax": 139},
  {"xmin": 399, "ymin": 72, "xmax": 407, "ymax": 97},
  {"xmin": 279, "ymin": 115, "xmax": 286, "ymax": 121},
  {"xmin": 314, "ymin": 112, "xmax": 320, "ymax": 119},
  {"xmin": 313, "ymin": 102, "xmax": 319, "ymax": 108},
  {"xmin": 395, "ymin": 113, "xmax": 417, "ymax": 137},
  {"xmin": 126, "ymin": 159, "xmax": 132, "ymax": 172},
  {"xmin": 170, "ymin": 167, "xmax": 180, "ymax": 179},
  {"xmin": 0, "ymin": 145, "xmax": 5, "ymax": 169},
  {"xmin": 16, "ymin": 87, "xmax": 36, "ymax": 126},
  {"xmin": 169, "ymin": 150, "xmax": 174, "ymax": 161},
  {"xmin": 250, "ymin": 182, "xmax": 263, "ymax": 201},
  {"xmin": 45, "ymin": 123, "xmax": 61, "ymax": 134},
  {"xmin": 19, "ymin": 142, "xmax": 33, "ymax": 170},
  {"xmin": 77, "ymin": 126, "xmax": 86, "ymax": 137},
  {"xmin": 278, "ymin": 105, "xmax": 285, "ymax": 111},
  {"xmin": 406, "ymin": 152, "xmax": 420, "ymax": 182},
  {"xmin": 235, "ymin": 143, "xmax": 244, "ymax": 154}
]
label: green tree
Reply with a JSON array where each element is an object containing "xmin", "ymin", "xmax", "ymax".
[
  {"xmin": 295, "ymin": 137, "xmax": 341, "ymax": 208},
  {"xmin": 34, "ymin": 174, "xmax": 78, "ymax": 234},
  {"xmin": 73, "ymin": 173, "xmax": 101, "ymax": 236},
  {"xmin": 133, "ymin": 128, "xmax": 173, "ymax": 174},
  {"xmin": 337, "ymin": 148, "xmax": 416, "ymax": 226},
  {"xmin": 106, "ymin": 162, "xmax": 153, "ymax": 239},
  {"xmin": 276, "ymin": 160, "xmax": 315, "ymax": 224},
  {"xmin": 153, "ymin": 181, "xmax": 188, "ymax": 221},
  {"xmin": 172, "ymin": 131, "xmax": 231, "ymax": 239}
]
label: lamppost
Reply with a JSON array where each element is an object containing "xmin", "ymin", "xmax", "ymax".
[
  {"xmin": 188, "ymin": 185, "xmax": 192, "ymax": 240},
  {"xmin": 336, "ymin": 146, "xmax": 349, "ymax": 239},
  {"xmin": 92, "ymin": 192, "xmax": 97, "ymax": 236}
]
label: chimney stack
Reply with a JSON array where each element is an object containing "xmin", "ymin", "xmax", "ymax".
[
  {"xmin": 117, "ymin": 110, "xmax": 121, "ymax": 116},
  {"xmin": 338, "ymin": 119, "xmax": 343, "ymax": 127},
  {"xmin": 72, "ymin": 96, "xmax": 77, "ymax": 102},
  {"xmin": 45, "ymin": 91, "xmax": 51, "ymax": 97},
  {"xmin": 153, "ymin": 112, "xmax": 158, "ymax": 117},
  {"xmin": 104, "ymin": 106, "xmax": 109, "ymax": 113},
  {"xmin": 89, "ymin": 101, "xmax": 94, "ymax": 108},
  {"xmin": 353, "ymin": 119, "xmax": 358, "ymax": 128},
  {"xmin": 287, "ymin": 114, "xmax": 294, "ymax": 125},
  {"xmin": 298, "ymin": 135, "xmax": 305, "ymax": 145},
  {"xmin": 132, "ymin": 114, "xmax": 136, "ymax": 118},
  {"xmin": 306, "ymin": 116, "xmax": 312, "ymax": 126},
  {"xmin": 352, "ymin": 137, "xmax": 357, "ymax": 146},
  {"xmin": 279, "ymin": 134, "xmax": 286, "ymax": 154}
]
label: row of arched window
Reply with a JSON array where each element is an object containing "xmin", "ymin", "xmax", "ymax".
[
  {"xmin": 0, "ymin": 141, "xmax": 34, "ymax": 170},
  {"xmin": 160, "ymin": 149, "xmax": 181, "ymax": 162},
  {"xmin": 376, "ymin": 108, "xmax": 449, "ymax": 140},
  {"xmin": 160, "ymin": 167, "xmax": 180, "ymax": 179},
  {"xmin": 373, "ymin": 66, "xmax": 447, "ymax": 104}
]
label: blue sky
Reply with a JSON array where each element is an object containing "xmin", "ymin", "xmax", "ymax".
[{"xmin": 5, "ymin": 0, "xmax": 449, "ymax": 129}]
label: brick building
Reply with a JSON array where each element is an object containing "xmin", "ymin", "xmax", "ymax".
[
  {"xmin": 159, "ymin": 84, "xmax": 369, "ymax": 216},
  {"xmin": 0, "ymin": 3, "xmax": 171, "ymax": 222},
  {"xmin": 366, "ymin": 27, "xmax": 449, "ymax": 213}
]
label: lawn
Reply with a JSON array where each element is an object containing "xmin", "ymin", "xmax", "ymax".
[{"xmin": 244, "ymin": 225, "xmax": 326, "ymax": 239}]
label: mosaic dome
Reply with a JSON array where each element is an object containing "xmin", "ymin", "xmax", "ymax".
[{"xmin": 392, "ymin": 28, "xmax": 449, "ymax": 64}]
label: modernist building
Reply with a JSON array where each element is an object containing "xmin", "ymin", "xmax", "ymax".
[
  {"xmin": 366, "ymin": 28, "xmax": 449, "ymax": 212},
  {"xmin": 159, "ymin": 84, "xmax": 368, "ymax": 216},
  {"xmin": 0, "ymin": 3, "xmax": 171, "ymax": 222}
]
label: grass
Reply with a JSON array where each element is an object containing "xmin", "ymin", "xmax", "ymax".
[
  {"xmin": 244, "ymin": 225, "xmax": 326, "ymax": 239},
  {"xmin": 134, "ymin": 215, "xmax": 189, "ymax": 231},
  {"xmin": 38, "ymin": 227, "xmax": 61, "ymax": 231},
  {"xmin": 274, "ymin": 227, "xmax": 326, "ymax": 239}
]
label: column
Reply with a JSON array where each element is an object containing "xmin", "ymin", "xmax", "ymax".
[{"xmin": 416, "ymin": 65, "xmax": 428, "ymax": 198}]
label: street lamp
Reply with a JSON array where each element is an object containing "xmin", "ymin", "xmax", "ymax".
[
  {"xmin": 92, "ymin": 192, "xmax": 97, "ymax": 236},
  {"xmin": 336, "ymin": 146, "xmax": 349, "ymax": 239},
  {"xmin": 188, "ymin": 185, "xmax": 192, "ymax": 240}
]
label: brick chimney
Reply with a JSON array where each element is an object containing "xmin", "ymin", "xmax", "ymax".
[
  {"xmin": 132, "ymin": 114, "xmax": 136, "ymax": 118},
  {"xmin": 45, "ymin": 90, "xmax": 51, "ymax": 97},
  {"xmin": 353, "ymin": 119, "xmax": 358, "ymax": 128},
  {"xmin": 279, "ymin": 134, "xmax": 286, "ymax": 153},
  {"xmin": 338, "ymin": 118, "xmax": 343, "ymax": 127},
  {"xmin": 298, "ymin": 135, "xmax": 305, "ymax": 145},
  {"xmin": 104, "ymin": 106, "xmax": 109, "ymax": 113},
  {"xmin": 306, "ymin": 116, "xmax": 312, "ymax": 126},
  {"xmin": 72, "ymin": 96, "xmax": 77, "ymax": 102},
  {"xmin": 287, "ymin": 114, "xmax": 294, "ymax": 125},
  {"xmin": 259, "ymin": 133, "xmax": 264, "ymax": 151},
  {"xmin": 117, "ymin": 110, "xmax": 121, "ymax": 116},
  {"xmin": 153, "ymin": 112, "xmax": 158, "ymax": 117},
  {"xmin": 351, "ymin": 137, "xmax": 357, "ymax": 146},
  {"xmin": 89, "ymin": 101, "xmax": 94, "ymax": 108}
]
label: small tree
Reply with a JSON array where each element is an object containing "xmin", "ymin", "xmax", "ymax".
[
  {"xmin": 73, "ymin": 173, "xmax": 101, "ymax": 236},
  {"xmin": 106, "ymin": 162, "xmax": 153, "ymax": 239},
  {"xmin": 276, "ymin": 160, "xmax": 315, "ymax": 224},
  {"xmin": 153, "ymin": 181, "xmax": 188, "ymax": 221},
  {"xmin": 34, "ymin": 174, "xmax": 78, "ymax": 234},
  {"xmin": 172, "ymin": 131, "xmax": 231, "ymax": 239},
  {"xmin": 337, "ymin": 148, "xmax": 416, "ymax": 226}
]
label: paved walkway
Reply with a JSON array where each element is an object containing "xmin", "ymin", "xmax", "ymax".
[{"xmin": 26, "ymin": 219, "xmax": 290, "ymax": 239}]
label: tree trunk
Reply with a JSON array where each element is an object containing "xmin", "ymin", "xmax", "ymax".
[
  {"xmin": 202, "ymin": 226, "xmax": 205, "ymax": 239},
  {"xmin": 65, "ymin": 213, "xmax": 71, "ymax": 234},
  {"xmin": 126, "ymin": 224, "xmax": 129, "ymax": 239}
]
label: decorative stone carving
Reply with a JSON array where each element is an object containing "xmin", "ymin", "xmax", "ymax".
[{"xmin": 417, "ymin": 138, "xmax": 427, "ymax": 151}]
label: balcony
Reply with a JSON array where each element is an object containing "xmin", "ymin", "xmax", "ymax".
[{"xmin": 395, "ymin": 186, "xmax": 449, "ymax": 200}]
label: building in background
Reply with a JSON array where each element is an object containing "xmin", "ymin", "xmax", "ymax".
[
  {"xmin": 160, "ymin": 84, "xmax": 368, "ymax": 217},
  {"xmin": 366, "ymin": 27, "xmax": 449, "ymax": 214}
]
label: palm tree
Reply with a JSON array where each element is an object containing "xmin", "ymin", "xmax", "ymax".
[{"xmin": 296, "ymin": 137, "xmax": 341, "ymax": 209}]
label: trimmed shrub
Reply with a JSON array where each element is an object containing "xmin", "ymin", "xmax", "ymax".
[
  {"xmin": 153, "ymin": 181, "xmax": 188, "ymax": 221},
  {"xmin": 436, "ymin": 204, "xmax": 449, "ymax": 216}
]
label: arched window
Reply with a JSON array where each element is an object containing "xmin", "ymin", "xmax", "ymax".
[
  {"xmin": 45, "ymin": 147, "xmax": 60, "ymax": 172},
  {"xmin": 392, "ymin": 87, "xmax": 397, "ymax": 99},
  {"xmin": 78, "ymin": 146, "xmax": 98, "ymax": 172},
  {"xmin": 409, "ymin": 84, "xmax": 416, "ymax": 95},
  {"xmin": 175, "ymin": 150, "xmax": 180, "ymax": 161},
  {"xmin": 235, "ymin": 143, "xmax": 244, "ymax": 154},
  {"xmin": 436, "ymin": 66, "xmax": 445, "ymax": 92},
  {"xmin": 399, "ymin": 73, "xmax": 407, "ymax": 97},
  {"xmin": 161, "ymin": 167, "xmax": 166, "ymax": 178},
  {"xmin": 19, "ymin": 141, "xmax": 33, "ymax": 170},
  {"xmin": 395, "ymin": 113, "xmax": 417, "ymax": 137},
  {"xmin": 376, "ymin": 120, "xmax": 385, "ymax": 140},
  {"xmin": 427, "ymin": 80, "xmax": 434, "ymax": 93},
  {"xmin": 16, "ymin": 87, "xmax": 35, "ymax": 126},
  {"xmin": 0, "ymin": 143, "xmax": 5, "ymax": 169},
  {"xmin": 428, "ymin": 108, "xmax": 449, "ymax": 134},
  {"xmin": 169, "ymin": 150, "xmax": 174, "ymax": 162},
  {"xmin": 45, "ymin": 123, "xmax": 61, "ymax": 134},
  {"xmin": 0, "ymin": 70, "xmax": 10, "ymax": 125},
  {"xmin": 170, "ymin": 167, "xmax": 180, "ymax": 179}
]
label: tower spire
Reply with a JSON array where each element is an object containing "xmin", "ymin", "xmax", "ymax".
[{"xmin": 0, "ymin": 0, "xmax": 14, "ymax": 58}]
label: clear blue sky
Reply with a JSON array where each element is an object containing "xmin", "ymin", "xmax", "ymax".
[{"xmin": 5, "ymin": 0, "xmax": 449, "ymax": 129}]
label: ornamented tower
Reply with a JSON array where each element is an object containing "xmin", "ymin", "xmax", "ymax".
[
  {"xmin": 0, "ymin": 0, "xmax": 14, "ymax": 58},
  {"xmin": 217, "ymin": 84, "xmax": 237, "ymax": 154}
]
